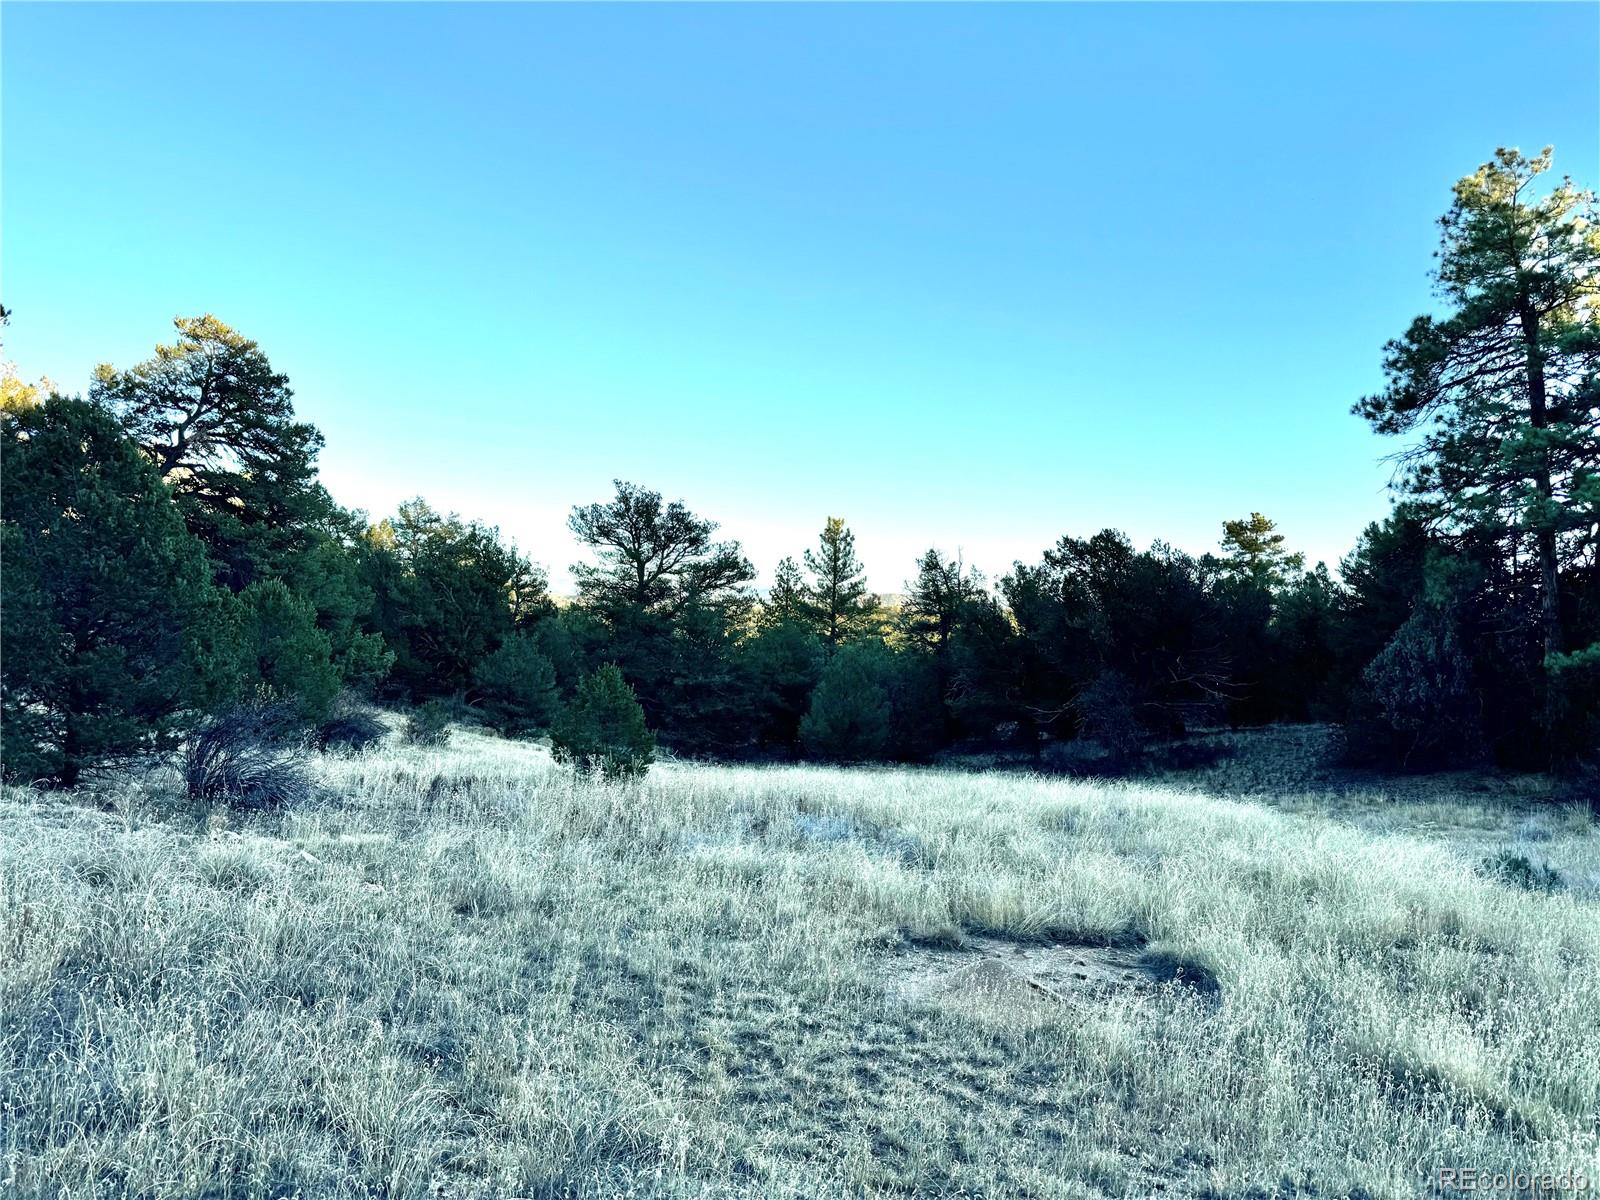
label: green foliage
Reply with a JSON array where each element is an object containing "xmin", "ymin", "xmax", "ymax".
[
  {"xmin": 1546, "ymin": 642, "xmax": 1600, "ymax": 762},
  {"xmin": 1332, "ymin": 505, "xmax": 1437, "ymax": 722},
  {"xmin": 800, "ymin": 642, "xmax": 892, "ymax": 762},
  {"xmin": 903, "ymin": 550, "xmax": 983, "ymax": 656},
  {"xmin": 473, "ymin": 634, "xmax": 559, "ymax": 736},
  {"xmin": 365, "ymin": 499, "xmax": 547, "ymax": 699},
  {"xmin": 1355, "ymin": 146, "xmax": 1600, "ymax": 705},
  {"xmin": 744, "ymin": 620, "xmax": 826, "ymax": 753},
  {"xmin": 551, "ymin": 665, "xmax": 655, "ymax": 779},
  {"xmin": 1270, "ymin": 565, "xmax": 1341, "ymax": 721},
  {"xmin": 568, "ymin": 481, "xmax": 754, "ymax": 737},
  {"xmin": 91, "ymin": 315, "xmax": 340, "ymax": 591},
  {"xmin": 799, "ymin": 641, "xmax": 941, "ymax": 763},
  {"xmin": 1219, "ymin": 513, "xmax": 1305, "ymax": 590},
  {"xmin": 801, "ymin": 518, "xmax": 877, "ymax": 648},
  {"xmin": 239, "ymin": 579, "xmax": 341, "ymax": 721},
  {"xmin": 1, "ymin": 397, "xmax": 240, "ymax": 786},
  {"xmin": 763, "ymin": 557, "xmax": 812, "ymax": 628},
  {"xmin": 945, "ymin": 591, "xmax": 1025, "ymax": 742},
  {"xmin": 660, "ymin": 599, "xmax": 761, "ymax": 757},
  {"xmin": 1361, "ymin": 602, "xmax": 1484, "ymax": 767},
  {"xmin": 1003, "ymin": 531, "xmax": 1230, "ymax": 741},
  {"xmin": 569, "ymin": 480, "xmax": 755, "ymax": 621},
  {"xmin": 529, "ymin": 607, "xmax": 598, "ymax": 693},
  {"xmin": 0, "ymin": 327, "xmax": 48, "ymax": 414},
  {"xmin": 284, "ymin": 535, "xmax": 394, "ymax": 693}
]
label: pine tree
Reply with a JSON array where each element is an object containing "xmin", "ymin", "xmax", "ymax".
[
  {"xmin": 365, "ymin": 499, "xmax": 546, "ymax": 698},
  {"xmin": 568, "ymin": 481, "xmax": 754, "ymax": 730},
  {"xmin": 801, "ymin": 518, "xmax": 876, "ymax": 649},
  {"xmin": 903, "ymin": 549, "xmax": 982, "ymax": 655},
  {"xmin": 91, "ymin": 315, "xmax": 337, "ymax": 590},
  {"xmin": 474, "ymin": 634, "xmax": 560, "ymax": 736},
  {"xmin": 551, "ymin": 665, "xmax": 656, "ymax": 779},
  {"xmin": 744, "ymin": 620, "xmax": 825, "ymax": 752},
  {"xmin": 1218, "ymin": 513, "xmax": 1305, "ymax": 590},
  {"xmin": 764, "ymin": 556, "xmax": 813, "ymax": 628},
  {"xmin": 239, "ymin": 579, "xmax": 341, "ymax": 720},
  {"xmin": 2, "ymin": 397, "xmax": 240, "ymax": 786},
  {"xmin": 800, "ymin": 642, "xmax": 892, "ymax": 762},
  {"xmin": 1356, "ymin": 147, "xmax": 1600, "ymax": 680}
]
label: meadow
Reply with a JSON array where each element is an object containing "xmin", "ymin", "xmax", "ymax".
[{"xmin": 3, "ymin": 729, "xmax": 1598, "ymax": 1199}]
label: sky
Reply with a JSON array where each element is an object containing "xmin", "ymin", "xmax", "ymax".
[{"xmin": 4, "ymin": 3, "xmax": 1598, "ymax": 593}]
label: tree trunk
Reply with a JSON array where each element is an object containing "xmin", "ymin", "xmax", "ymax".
[
  {"xmin": 1518, "ymin": 301, "xmax": 1562, "ymax": 664},
  {"xmin": 59, "ymin": 713, "xmax": 82, "ymax": 790}
]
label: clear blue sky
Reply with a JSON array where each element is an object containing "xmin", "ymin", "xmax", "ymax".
[{"xmin": 4, "ymin": 3, "xmax": 1597, "ymax": 592}]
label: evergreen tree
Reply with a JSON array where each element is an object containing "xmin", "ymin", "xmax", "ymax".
[
  {"xmin": 1271, "ymin": 564, "xmax": 1341, "ymax": 721},
  {"xmin": 799, "ymin": 640, "xmax": 941, "ymax": 763},
  {"xmin": 764, "ymin": 556, "xmax": 812, "ymax": 628},
  {"xmin": 365, "ymin": 499, "xmax": 547, "ymax": 698},
  {"xmin": 801, "ymin": 518, "xmax": 876, "ymax": 648},
  {"xmin": 903, "ymin": 549, "xmax": 983, "ymax": 656},
  {"xmin": 1334, "ymin": 505, "xmax": 1436, "ymax": 692},
  {"xmin": 661, "ymin": 598, "xmax": 761, "ymax": 757},
  {"xmin": 1355, "ymin": 147, "xmax": 1600, "ymax": 703},
  {"xmin": 529, "ymin": 608, "xmax": 597, "ymax": 695},
  {"xmin": 743, "ymin": 620, "xmax": 825, "ymax": 753},
  {"xmin": 2, "ymin": 397, "xmax": 240, "ymax": 786},
  {"xmin": 568, "ymin": 481, "xmax": 754, "ymax": 732},
  {"xmin": 1003, "ymin": 531, "xmax": 1232, "ymax": 741},
  {"xmin": 283, "ymin": 535, "xmax": 394, "ymax": 693},
  {"xmin": 1362, "ymin": 600, "xmax": 1484, "ymax": 767},
  {"xmin": 91, "ymin": 315, "xmax": 338, "ymax": 590},
  {"xmin": 551, "ymin": 665, "xmax": 656, "ymax": 779},
  {"xmin": 945, "ymin": 590, "xmax": 1026, "ymax": 742},
  {"xmin": 1218, "ymin": 513, "xmax": 1305, "ymax": 590},
  {"xmin": 569, "ymin": 480, "xmax": 754, "ymax": 619},
  {"xmin": 239, "ymin": 578, "xmax": 341, "ymax": 720},
  {"xmin": 800, "ymin": 641, "xmax": 892, "ymax": 762},
  {"xmin": 473, "ymin": 634, "xmax": 560, "ymax": 736},
  {"xmin": 0, "ymin": 312, "xmax": 49, "ymax": 414}
]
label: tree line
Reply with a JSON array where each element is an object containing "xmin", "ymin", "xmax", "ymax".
[{"xmin": 3, "ymin": 146, "xmax": 1597, "ymax": 785}]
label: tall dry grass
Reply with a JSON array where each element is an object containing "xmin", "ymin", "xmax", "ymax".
[{"xmin": 3, "ymin": 730, "xmax": 1597, "ymax": 1198}]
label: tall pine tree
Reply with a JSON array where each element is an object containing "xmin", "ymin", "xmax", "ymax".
[
  {"xmin": 1356, "ymin": 147, "xmax": 1600, "ymax": 709},
  {"xmin": 802, "ymin": 517, "xmax": 876, "ymax": 649}
]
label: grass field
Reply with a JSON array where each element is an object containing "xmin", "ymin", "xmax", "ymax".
[{"xmin": 3, "ymin": 730, "xmax": 1598, "ymax": 1199}]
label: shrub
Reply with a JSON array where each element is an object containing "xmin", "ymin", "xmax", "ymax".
[
  {"xmin": 798, "ymin": 641, "xmax": 944, "ymax": 764},
  {"xmin": 1361, "ymin": 604, "xmax": 1484, "ymax": 767},
  {"xmin": 184, "ymin": 702, "xmax": 309, "ymax": 811},
  {"xmin": 404, "ymin": 699, "xmax": 454, "ymax": 747},
  {"xmin": 800, "ymin": 642, "xmax": 892, "ymax": 762},
  {"xmin": 239, "ymin": 579, "xmax": 341, "ymax": 721},
  {"xmin": 311, "ymin": 697, "xmax": 387, "ymax": 753},
  {"xmin": 551, "ymin": 665, "xmax": 655, "ymax": 779},
  {"xmin": 472, "ymin": 633, "xmax": 559, "ymax": 736},
  {"xmin": 1480, "ymin": 850, "xmax": 1563, "ymax": 893},
  {"xmin": 1074, "ymin": 670, "xmax": 1146, "ymax": 769}
]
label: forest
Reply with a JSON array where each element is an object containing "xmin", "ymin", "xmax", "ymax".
[{"xmin": 4, "ymin": 147, "xmax": 1599, "ymax": 789}]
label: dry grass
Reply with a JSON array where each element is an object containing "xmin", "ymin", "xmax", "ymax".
[{"xmin": 3, "ymin": 728, "xmax": 1598, "ymax": 1198}]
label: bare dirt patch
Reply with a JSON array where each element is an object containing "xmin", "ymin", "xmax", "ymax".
[{"xmin": 889, "ymin": 934, "xmax": 1218, "ymax": 1014}]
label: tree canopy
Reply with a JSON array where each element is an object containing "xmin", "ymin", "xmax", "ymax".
[
  {"xmin": 92, "ymin": 315, "xmax": 338, "ymax": 590},
  {"xmin": 2, "ymin": 397, "xmax": 240, "ymax": 785}
]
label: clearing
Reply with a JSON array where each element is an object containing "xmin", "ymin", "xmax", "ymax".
[{"xmin": 3, "ymin": 730, "xmax": 1597, "ymax": 1198}]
